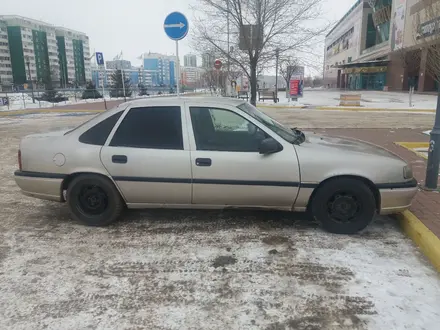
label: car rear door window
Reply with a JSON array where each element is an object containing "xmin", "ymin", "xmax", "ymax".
[
  {"xmin": 79, "ymin": 111, "xmax": 123, "ymax": 146},
  {"xmin": 110, "ymin": 106, "xmax": 183, "ymax": 150}
]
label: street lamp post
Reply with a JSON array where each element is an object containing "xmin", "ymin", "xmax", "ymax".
[
  {"xmin": 425, "ymin": 93, "xmax": 440, "ymax": 189},
  {"xmin": 226, "ymin": 0, "xmax": 230, "ymax": 97},
  {"xmin": 275, "ymin": 48, "xmax": 280, "ymax": 104},
  {"xmin": 25, "ymin": 56, "xmax": 35, "ymax": 103}
]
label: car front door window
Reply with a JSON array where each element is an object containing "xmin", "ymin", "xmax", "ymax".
[{"xmin": 190, "ymin": 107, "xmax": 267, "ymax": 152}]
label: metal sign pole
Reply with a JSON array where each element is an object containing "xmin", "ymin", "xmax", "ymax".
[
  {"xmin": 164, "ymin": 12, "xmax": 189, "ymax": 98},
  {"xmin": 176, "ymin": 41, "xmax": 180, "ymax": 96},
  {"xmin": 216, "ymin": 69, "xmax": 219, "ymax": 95}
]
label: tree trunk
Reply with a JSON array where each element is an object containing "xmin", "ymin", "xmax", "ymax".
[{"xmin": 250, "ymin": 63, "xmax": 258, "ymax": 105}]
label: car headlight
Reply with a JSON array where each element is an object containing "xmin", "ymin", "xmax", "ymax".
[{"xmin": 403, "ymin": 165, "xmax": 413, "ymax": 179}]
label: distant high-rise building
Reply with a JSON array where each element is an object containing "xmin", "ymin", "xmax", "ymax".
[
  {"xmin": 202, "ymin": 53, "xmax": 215, "ymax": 68},
  {"xmin": 182, "ymin": 66, "xmax": 203, "ymax": 87},
  {"xmin": 106, "ymin": 60, "xmax": 131, "ymax": 70},
  {"xmin": 184, "ymin": 54, "xmax": 197, "ymax": 67},
  {"xmin": 0, "ymin": 15, "xmax": 91, "ymax": 88},
  {"xmin": 141, "ymin": 52, "xmax": 177, "ymax": 86}
]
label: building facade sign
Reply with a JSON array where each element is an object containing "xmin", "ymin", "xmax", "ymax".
[
  {"xmin": 417, "ymin": 16, "xmax": 440, "ymax": 39},
  {"xmin": 391, "ymin": 0, "xmax": 407, "ymax": 50},
  {"xmin": 343, "ymin": 66, "xmax": 388, "ymax": 74}
]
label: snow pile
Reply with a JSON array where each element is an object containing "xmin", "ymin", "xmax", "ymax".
[
  {"xmin": 0, "ymin": 90, "xmax": 206, "ymax": 111},
  {"xmin": 257, "ymin": 90, "xmax": 438, "ymax": 109}
]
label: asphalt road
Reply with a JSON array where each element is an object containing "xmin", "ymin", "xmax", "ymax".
[{"xmin": 0, "ymin": 113, "xmax": 439, "ymax": 330}]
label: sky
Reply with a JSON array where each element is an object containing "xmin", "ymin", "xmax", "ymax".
[{"xmin": 2, "ymin": 0, "xmax": 356, "ymax": 70}]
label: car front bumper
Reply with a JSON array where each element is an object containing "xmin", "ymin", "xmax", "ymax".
[
  {"xmin": 379, "ymin": 178, "xmax": 418, "ymax": 215},
  {"xmin": 14, "ymin": 171, "xmax": 64, "ymax": 202}
]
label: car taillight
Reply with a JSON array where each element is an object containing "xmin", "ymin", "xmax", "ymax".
[{"xmin": 18, "ymin": 150, "xmax": 22, "ymax": 171}]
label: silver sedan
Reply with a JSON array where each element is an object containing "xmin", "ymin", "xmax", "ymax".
[{"xmin": 14, "ymin": 97, "xmax": 417, "ymax": 234}]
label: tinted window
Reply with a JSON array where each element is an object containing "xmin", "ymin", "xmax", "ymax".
[
  {"xmin": 110, "ymin": 106, "xmax": 183, "ymax": 149},
  {"xmin": 190, "ymin": 107, "xmax": 268, "ymax": 152},
  {"xmin": 79, "ymin": 111, "xmax": 123, "ymax": 146}
]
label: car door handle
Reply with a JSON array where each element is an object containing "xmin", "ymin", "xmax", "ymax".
[
  {"xmin": 195, "ymin": 158, "xmax": 212, "ymax": 167},
  {"xmin": 112, "ymin": 155, "xmax": 127, "ymax": 164}
]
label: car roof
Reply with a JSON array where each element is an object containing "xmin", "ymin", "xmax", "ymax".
[{"xmin": 125, "ymin": 96, "xmax": 246, "ymax": 108}]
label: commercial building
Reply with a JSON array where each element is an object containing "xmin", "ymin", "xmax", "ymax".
[
  {"xmin": 0, "ymin": 15, "xmax": 91, "ymax": 89},
  {"xmin": 106, "ymin": 60, "xmax": 132, "ymax": 70},
  {"xmin": 141, "ymin": 52, "xmax": 176, "ymax": 86},
  {"xmin": 324, "ymin": 0, "xmax": 440, "ymax": 92},
  {"xmin": 184, "ymin": 54, "xmax": 197, "ymax": 67}
]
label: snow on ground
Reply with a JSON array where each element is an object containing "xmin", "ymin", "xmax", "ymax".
[
  {"xmin": 0, "ymin": 114, "xmax": 439, "ymax": 330},
  {"xmin": 258, "ymin": 89, "xmax": 438, "ymax": 110},
  {"xmin": 0, "ymin": 91, "xmax": 202, "ymax": 112}
]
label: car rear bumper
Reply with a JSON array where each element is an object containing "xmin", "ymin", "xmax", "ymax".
[
  {"xmin": 379, "ymin": 179, "xmax": 418, "ymax": 215},
  {"xmin": 14, "ymin": 171, "xmax": 64, "ymax": 202}
]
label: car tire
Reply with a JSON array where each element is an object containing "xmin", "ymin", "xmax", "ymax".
[
  {"xmin": 310, "ymin": 177, "xmax": 376, "ymax": 235},
  {"xmin": 67, "ymin": 174, "xmax": 124, "ymax": 226}
]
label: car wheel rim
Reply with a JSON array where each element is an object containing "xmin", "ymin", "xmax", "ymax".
[
  {"xmin": 77, "ymin": 185, "xmax": 108, "ymax": 216},
  {"xmin": 327, "ymin": 192, "xmax": 361, "ymax": 223}
]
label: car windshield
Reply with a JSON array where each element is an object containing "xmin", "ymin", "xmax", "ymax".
[{"xmin": 237, "ymin": 102, "xmax": 302, "ymax": 144}]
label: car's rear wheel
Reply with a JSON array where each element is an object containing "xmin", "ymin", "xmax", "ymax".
[
  {"xmin": 67, "ymin": 174, "xmax": 124, "ymax": 226},
  {"xmin": 310, "ymin": 177, "xmax": 376, "ymax": 234}
]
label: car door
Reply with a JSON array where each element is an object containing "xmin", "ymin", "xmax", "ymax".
[
  {"xmin": 185, "ymin": 103, "xmax": 300, "ymax": 209},
  {"xmin": 100, "ymin": 103, "xmax": 192, "ymax": 205}
]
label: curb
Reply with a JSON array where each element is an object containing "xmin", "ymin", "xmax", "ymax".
[
  {"xmin": 257, "ymin": 104, "xmax": 306, "ymax": 109},
  {"xmin": 316, "ymin": 106, "xmax": 436, "ymax": 112},
  {"xmin": 397, "ymin": 210, "xmax": 440, "ymax": 272},
  {"xmin": 395, "ymin": 142, "xmax": 429, "ymax": 160},
  {"xmin": 0, "ymin": 109, "xmax": 103, "ymax": 117},
  {"xmin": 256, "ymin": 104, "xmax": 436, "ymax": 112}
]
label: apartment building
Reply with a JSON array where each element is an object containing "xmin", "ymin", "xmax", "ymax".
[
  {"xmin": 0, "ymin": 20, "xmax": 13, "ymax": 87},
  {"xmin": 56, "ymin": 26, "xmax": 91, "ymax": 87},
  {"xmin": 0, "ymin": 15, "xmax": 91, "ymax": 89},
  {"xmin": 181, "ymin": 66, "xmax": 203, "ymax": 87}
]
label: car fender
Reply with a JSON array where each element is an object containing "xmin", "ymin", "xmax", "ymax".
[{"xmin": 61, "ymin": 167, "xmax": 128, "ymax": 203}]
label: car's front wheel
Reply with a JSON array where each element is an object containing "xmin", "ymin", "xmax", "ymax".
[
  {"xmin": 67, "ymin": 174, "xmax": 124, "ymax": 226},
  {"xmin": 310, "ymin": 177, "xmax": 376, "ymax": 234}
]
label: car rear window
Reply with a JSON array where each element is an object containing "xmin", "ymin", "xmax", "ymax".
[
  {"xmin": 109, "ymin": 106, "xmax": 183, "ymax": 150},
  {"xmin": 79, "ymin": 111, "xmax": 123, "ymax": 146}
]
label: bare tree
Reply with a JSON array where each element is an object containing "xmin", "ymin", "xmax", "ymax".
[
  {"xmin": 279, "ymin": 56, "xmax": 299, "ymax": 91},
  {"xmin": 312, "ymin": 75, "xmax": 323, "ymax": 87},
  {"xmin": 202, "ymin": 68, "xmax": 228, "ymax": 93},
  {"xmin": 192, "ymin": 0, "xmax": 328, "ymax": 105}
]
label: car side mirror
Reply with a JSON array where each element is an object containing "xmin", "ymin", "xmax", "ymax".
[{"xmin": 259, "ymin": 138, "xmax": 282, "ymax": 155}]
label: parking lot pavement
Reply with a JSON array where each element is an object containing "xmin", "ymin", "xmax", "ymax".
[{"xmin": 1, "ymin": 114, "xmax": 440, "ymax": 330}]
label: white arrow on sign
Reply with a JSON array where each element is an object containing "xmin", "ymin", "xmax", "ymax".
[{"xmin": 164, "ymin": 22, "xmax": 186, "ymax": 29}]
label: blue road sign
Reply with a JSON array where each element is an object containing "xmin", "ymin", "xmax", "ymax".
[
  {"xmin": 96, "ymin": 52, "xmax": 104, "ymax": 66},
  {"xmin": 164, "ymin": 12, "xmax": 189, "ymax": 41},
  {"xmin": 0, "ymin": 97, "xmax": 9, "ymax": 106}
]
